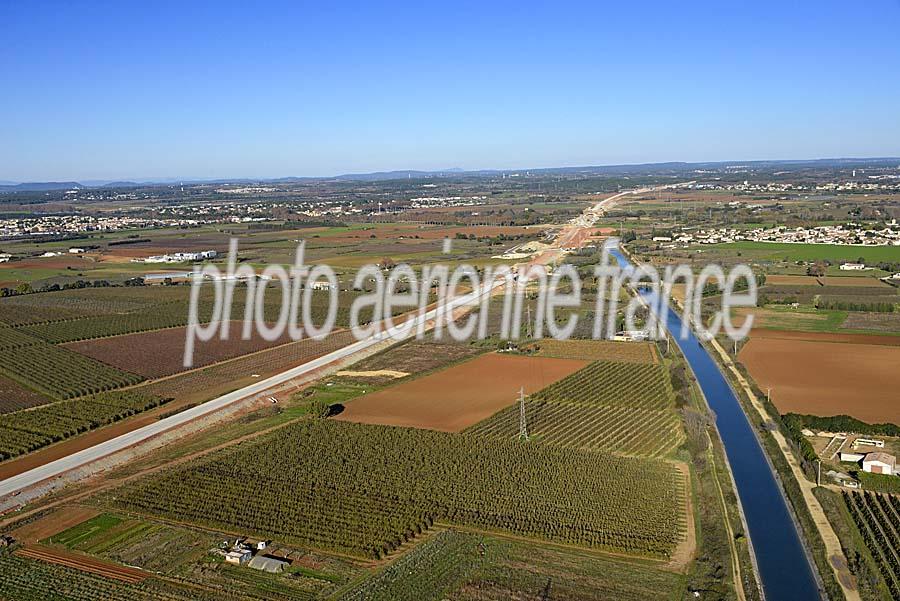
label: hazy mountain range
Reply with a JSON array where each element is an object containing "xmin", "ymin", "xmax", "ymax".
[{"xmin": 2, "ymin": 157, "xmax": 898, "ymax": 192}]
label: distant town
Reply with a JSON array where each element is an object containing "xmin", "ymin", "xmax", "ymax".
[{"xmin": 669, "ymin": 221, "xmax": 900, "ymax": 247}]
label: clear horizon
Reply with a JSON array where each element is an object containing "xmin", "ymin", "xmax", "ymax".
[{"xmin": 3, "ymin": 0, "xmax": 899, "ymax": 181}]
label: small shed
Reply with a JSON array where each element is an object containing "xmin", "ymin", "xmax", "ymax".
[
  {"xmin": 225, "ymin": 550, "xmax": 251, "ymax": 565},
  {"xmin": 245, "ymin": 537, "xmax": 269, "ymax": 552}
]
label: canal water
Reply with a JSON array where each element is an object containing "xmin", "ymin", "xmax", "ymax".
[{"xmin": 609, "ymin": 247, "xmax": 821, "ymax": 600}]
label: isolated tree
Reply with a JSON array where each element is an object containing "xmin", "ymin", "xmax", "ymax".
[
  {"xmin": 308, "ymin": 397, "xmax": 332, "ymax": 418},
  {"xmin": 806, "ymin": 262, "xmax": 826, "ymax": 277}
]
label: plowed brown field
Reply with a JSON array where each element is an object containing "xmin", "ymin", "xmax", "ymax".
[
  {"xmin": 739, "ymin": 331, "xmax": 900, "ymax": 425},
  {"xmin": 335, "ymin": 353, "xmax": 588, "ymax": 432},
  {"xmin": 11, "ymin": 506, "xmax": 100, "ymax": 542}
]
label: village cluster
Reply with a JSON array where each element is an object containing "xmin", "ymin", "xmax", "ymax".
[
  {"xmin": 667, "ymin": 222, "xmax": 900, "ymax": 247},
  {"xmin": 0, "ymin": 214, "xmax": 203, "ymax": 238}
]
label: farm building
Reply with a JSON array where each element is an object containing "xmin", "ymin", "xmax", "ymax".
[
  {"xmin": 840, "ymin": 451, "xmax": 866, "ymax": 463},
  {"xmin": 225, "ymin": 550, "xmax": 251, "ymax": 565},
  {"xmin": 862, "ymin": 452, "xmax": 896, "ymax": 475},
  {"xmin": 854, "ymin": 438, "xmax": 885, "ymax": 449},
  {"xmin": 839, "ymin": 263, "xmax": 866, "ymax": 271},
  {"xmin": 248, "ymin": 555, "xmax": 289, "ymax": 573}
]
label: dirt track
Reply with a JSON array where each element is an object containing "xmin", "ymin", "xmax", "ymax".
[{"xmin": 335, "ymin": 353, "xmax": 587, "ymax": 432}]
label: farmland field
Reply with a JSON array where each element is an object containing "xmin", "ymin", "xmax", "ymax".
[
  {"xmin": 0, "ymin": 553, "xmax": 244, "ymax": 601},
  {"xmin": 0, "ymin": 391, "xmax": 169, "ymax": 460},
  {"xmin": 766, "ymin": 274, "xmax": 890, "ymax": 288},
  {"xmin": 346, "ymin": 340, "xmax": 484, "ymax": 378},
  {"xmin": 339, "ymin": 529, "xmax": 684, "ymax": 601},
  {"xmin": 733, "ymin": 306, "xmax": 848, "ymax": 333},
  {"xmin": 840, "ymin": 311, "xmax": 900, "ymax": 333},
  {"xmin": 697, "ymin": 242, "xmax": 900, "ymax": 263},
  {"xmin": 339, "ymin": 530, "xmax": 484, "ymax": 601},
  {"xmin": 843, "ymin": 491, "xmax": 900, "ymax": 599},
  {"xmin": 530, "ymin": 360, "xmax": 675, "ymax": 410},
  {"xmin": 0, "ymin": 339, "xmax": 144, "ymax": 400},
  {"xmin": 334, "ymin": 353, "xmax": 588, "ymax": 432},
  {"xmin": 5, "ymin": 287, "xmax": 387, "ymax": 343},
  {"xmin": 534, "ymin": 338, "xmax": 658, "ymax": 363},
  {"xmin": 746, "ymin": 328, "xmax": 900, "ymax": 346},
  {"xmin": 109, "ymin": 419, "xmax": 687, "ymax": 560},
  {"xmin": 468, "ymin": 400, "xmax": 684, "ymax": 458},
  {"xmin": 140, "ymin": 329, "xmax": 356, "ymax": 403},
  {"xmin": 468, "ymin": 358, "xmax": 683, "ymax": 458},
  {"xmin": 450, "ymin": 534, "xmax": 685, "ymax": 601},
  {"xmin": 64, "ymin": 321, "xmax": 299, "ymax": 378},
  {"xmin": 739, "ymin": 330, "xmax": 900, "ymax": 425},
  {"xmin": 0, "ymin": 374, "xmax": 51, "ymax": 413}
]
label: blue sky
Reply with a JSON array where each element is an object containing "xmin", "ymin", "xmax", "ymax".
[{"xmin": 2, "ymin": 0, "xmax": 899, "ymax": 181}]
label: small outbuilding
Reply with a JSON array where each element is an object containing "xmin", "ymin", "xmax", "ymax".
[
  {"xmin": 244, "ymin": 537, "xmax": 269, "ymax": 552},
  {"xmin": 225, "ymin": 550, "xmax": 251, "ymax": 565}
]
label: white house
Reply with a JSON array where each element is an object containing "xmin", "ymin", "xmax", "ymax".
[
  {"xmin": 840, "ymin": 263, "xmax": 866, "ymax": 271},
  {"xmin": 862, "ymin": 452, "xmax": 896, "ymax": 475},
  {"xmin": 68, "ymin": 247, "xmax": 85, "ymax": 254},
  {"xmin": 309, "ymin": 281, "xmax": 334, "ymax": 291}
]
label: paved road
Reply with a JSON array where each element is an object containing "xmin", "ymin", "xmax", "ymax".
[{"xmin": 0, "ymin": 280, "xmax": 500, "ymax": 500}]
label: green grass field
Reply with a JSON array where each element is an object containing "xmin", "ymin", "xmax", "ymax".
[{"xmin": 698, "ymin": 241, "xmax": 900, "ymax": 263}]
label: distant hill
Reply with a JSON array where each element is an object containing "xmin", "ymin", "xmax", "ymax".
[
  {"xmin": 0, "ymin": 181, "xmax": 83, "ymax": 192},
  {"xmin": 2, "ymin": 157, "xmax": 898, "ymax": 190}
]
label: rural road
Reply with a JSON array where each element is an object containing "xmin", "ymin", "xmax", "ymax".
[{"xmin": 0, "ymin": 279, "xmax": 502, "ymax": 501}]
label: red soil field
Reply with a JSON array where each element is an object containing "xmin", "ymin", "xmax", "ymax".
[
  {"xmin": 739, "ymin": 333, "xmax": 900, "ymax": 425},
  {"xmin": 335, "ymin": 353, "xmax": 588, "ymax": 432},
  {"xmin": 64, "ymin": 322, "xmax": 296, "ymax": 378}
]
